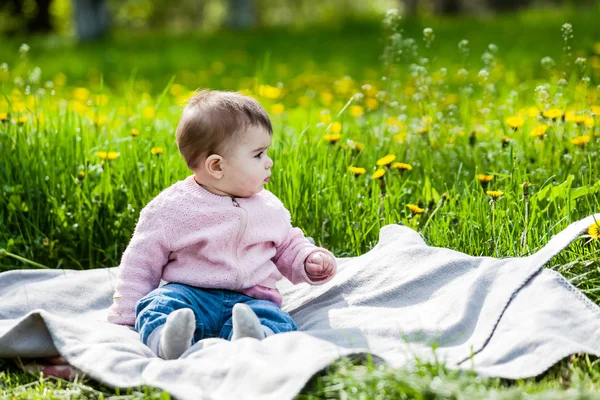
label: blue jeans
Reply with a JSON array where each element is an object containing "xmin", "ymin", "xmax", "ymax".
[{"xmin": 135, "ymin": 283, "xmax": 297, "ymax": 345}]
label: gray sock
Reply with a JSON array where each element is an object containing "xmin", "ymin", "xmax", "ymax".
[
  {"xmin": 231, "ymin": 303, "xmax": 265, "ymax": 341},
  {"xmin": 158, "ymin": 308, "xmax": 195, "ymax": 360}
]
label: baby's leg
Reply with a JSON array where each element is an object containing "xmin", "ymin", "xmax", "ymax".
[
  {"xmin": 221, "ymin": 297, "xmax": 297, "ymax": 340},
  {"xmin": 135, "ymin": 283, "xmax": 224, "ymax": 359}
]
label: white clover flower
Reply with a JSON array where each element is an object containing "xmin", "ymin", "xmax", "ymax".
[
  {"xmin": 19, "ymin": 43, "xmax": 30, "ymax": 57},
  {"xmin": 541, "ymin": 56, "xmax": 555, "ymax": 70}
]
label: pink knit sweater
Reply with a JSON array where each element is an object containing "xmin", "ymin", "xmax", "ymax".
[{"xmin": 107, "ymin": 175, "xmax": 334, "ymax": 326}]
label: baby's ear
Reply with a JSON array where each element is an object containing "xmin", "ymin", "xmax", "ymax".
[{"xmin": 205, "ymin": 154, "xmax": 224, "ymax": 178}]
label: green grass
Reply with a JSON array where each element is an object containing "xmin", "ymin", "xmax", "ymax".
[{"xmin": 2, "ymin": 5, "xmax": 600, "ymax": 398}]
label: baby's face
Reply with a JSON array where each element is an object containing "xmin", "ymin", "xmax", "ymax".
[{"xmin": 223, "ymin": 125, "xmax": 273, "ymax": 198}]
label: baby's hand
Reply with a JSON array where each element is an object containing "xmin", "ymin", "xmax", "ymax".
[{"xmin": 304, "ymin": 252, "xmax": 336, "ymax": 281}]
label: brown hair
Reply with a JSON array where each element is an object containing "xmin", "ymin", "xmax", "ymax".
[{"xmin": 175, "ymin": 89, "xmax": 273, "ymax": 170}]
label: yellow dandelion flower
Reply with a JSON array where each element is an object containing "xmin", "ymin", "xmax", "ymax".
[
  {"xmin": 365, "ymin": 97, "xmax": 379, "ymax": 110},
  {"xmin": 131, "ymin": 128, "xmax": 140, "ymax": 137},
  {"xmin": 329, "ymin": 121, "xmax": 342, "ymax": 133},
  {"xmin": 77, "ymin": 171, "xmax": 85, "ymax": 180},
  {"xmin": 395, "ymin": 134, "xmax": 405, "ymax": 144},
  {"xmin": 476, "ymin": 174, "xmax": 494, "ymax": 184},
  {"xmin": 73, "ymin": 87, "xmax": 90, "ymax": 102},
  {"xmin": 530, "ymin": 125, "xmax": 549, "ymax": 137},
  {"xmin": 543, "ymin": 108, "xmax": 563, "ymax": 120},
  {"xmin": 98, "ymin": 151, "xmax": 108, "ymax": 159},
  {"xmin": 527, "ymin": 107, "xmax": 540, "ymax": 118},
  {"xmin": 319, "ymin": 110, "xmax": 332, "ymax": 124},
  {"xmin": 258, "ymin": 85, "xmax": 282, "ymax": 100},
  {"xmin": 588, "ymin": 223, "xmax": 599, "ymax": 239},
  {"xmin": 323, "ymin": 133, "xmax": 342, "ymax": 143},
  {"xmin": 406, "ymin": 204, "xmax": 425, "ymax": 214},
  {"xmin": 591, "ymin": 105, "xmax": 600, "ymax": 115},
  {"xmin": 505, "ymin": 116, "xmax": 524, "ymax": 129},
  {"xmin": 271, "ymin": 103, "xmax": 285, "ymax": 115},
  {"xmin": 0, "ymin": 112, "xmax": 8, "ymax": 122},
  {"xmin": 320, "ymin": 91, "xmax": 334, "ymax": 106},
  {"xmin": 372, "ymin": 168, "xmax": 386, "ymax": 179},
  {"xmin": 392, "ymin": 162, "xmax": 413, "ymax": 171},
  {"xmin": 584, "ymin": 117, "xmax": 594, "ymax": 128},
  {"xmin": 349, "ymin": 105, "xmax": 364, "ymax": 117},
  {"xmin": 107, "ymin": 151, "xmax": 119, "ymax": 160},
  {"xmin": 14, "ymin": 116, "xmax": 27, "ymax": 125},
  {"xmin": 348, "ymin": 166, "xmax": 366, "ymax": 176},
  {"xmin": 565, "ymin": 111, "xmax": 588, "ymax": 124},
  {"xmin": 376, "ymin": 154, "xmax": 396, "ymax": 166},
  {"xmin": 142, "ymin": 107, "xmax": 155, "ymax": 119},
  {"xmin": 569, "ymin": 135, "xmax": 590, "ymax": 147},
  {"xmin": 151, "ymin": 147, "xmax": 164, "ymax": 155},
  {"xmin": 486, "ymin": 190, "xmax": 504, "ymax": 200},
  {"xmin": 346, "ymin": 139, "xmax": 365, "ymax": 152}
]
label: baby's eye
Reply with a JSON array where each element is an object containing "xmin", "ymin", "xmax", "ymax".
[{"xmin": 255, "ymin": 152, "xmax": 263, "ymax": 158}]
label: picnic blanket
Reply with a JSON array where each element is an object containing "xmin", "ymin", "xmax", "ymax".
[{"xmin": 1, "ymin": 214, "xmax": 600, "ymax": 399}]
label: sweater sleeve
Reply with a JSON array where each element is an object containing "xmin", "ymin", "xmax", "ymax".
[
  {"xmin": 107, "ymin": 204, "xmax": 170, "ymax": 326},
  {"xmin": 272, "ymin": 208, "xmax": 335, "ymax": 286}
]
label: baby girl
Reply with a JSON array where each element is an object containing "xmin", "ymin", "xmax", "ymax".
[{"xmin": 107, "ymin": 89, "xmax": 337, "ymax": 359}]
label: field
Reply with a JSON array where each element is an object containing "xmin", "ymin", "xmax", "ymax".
[{"xmin": 1, "ymin": 6, "xmax": 600, "ymax": 398}]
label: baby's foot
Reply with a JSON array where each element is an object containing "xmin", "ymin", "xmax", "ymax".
[
  {"xmin": 231, "ymin": 303, "xmax": 265, "ymax": 341},
  {"xmin": 158, "ymin": 308, "xmax": 195, "ymax": 360}
]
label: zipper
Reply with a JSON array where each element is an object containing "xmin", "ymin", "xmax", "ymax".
[{"xmin": 232, "ymin": 197, "xmax": 248, "ymax": 289}]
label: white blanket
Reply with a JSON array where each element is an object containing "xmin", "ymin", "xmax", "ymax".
[{"xmin": 1, "ymin": 214, "xmax": 600, "ymax": 399}]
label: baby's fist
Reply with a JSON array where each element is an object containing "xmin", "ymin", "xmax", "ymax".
[{"xmin": 304, "ymin": 252, "xmax": 336, "ymax": 281}]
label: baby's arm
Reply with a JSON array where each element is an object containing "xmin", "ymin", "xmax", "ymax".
[
  {"xmin": 107, "ymin": 204, "xmax": 170, "ymax": 326},
  {"xmin": 272, "ymin": 208, "xmax": 336, "ymax": 285}
]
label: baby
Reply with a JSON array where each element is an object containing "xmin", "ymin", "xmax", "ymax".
[{"xmin": 107, "ymin": 89, "xmax": 337, "ymax": 359}]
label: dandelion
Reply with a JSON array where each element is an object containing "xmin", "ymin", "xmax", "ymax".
[
  {"xmin": 151, "ymin": 147, "xmax": 164, "ymax": 155},
  {"xmin": 98, "ymin": 151, "xmax": 119, "ymax": 160},
  {"xmin": 348, "ymin": 166, "xmax": 366, "ymax": 176},
  {"xmin": 77, "ymin": 171, "xmax": 85, "ymax": 181},
  {"xmin": 329, "ymin": 121, "xmax": 342, "ymax": 134},
  {"xmin": 565, "ymin": 111, "xmax": 588, "ymax": 124},
  {"xmin": 271, "ymin": 103, "xmax": 285, "ymax": 115},
  {"xmin": 131, "ymin": 129, "xmax": 140, "ymax": 137},
  {"xmin": 584, "ymin": 117, "xmax": 594, "ymax": 128},
  {"xmin": 530, "ymin": 125, "xmax": 548, "ymax": 138},
  {"xmin": 323, "ymin": 133, "xmax": 342, "ymax": 144},
  {"xmin": 487, "ymin": 190, "xmax": 504, "ymax": 200},
  {"xmin": 392, "ymin": 162, "xmax": 413, "ymax": 171},
  {"xmin": 14, "ymin": 116, "xmax": 27, "ymax": 125},
  {"xmin": 502, "ymin": 136, "xmax": 510, "ymax": 147},
  {"xmin": 543, "ymin": 108, "xmax": 563, "ymax": 120},
  {"xmin": 476, "ymin": 174, "xmax": 494, "ymax": 188},
  {"xmin": 258, "ymin": 85, "xmax": 282, "ymax": 100},
  {"xmin": 372, "ymin": 168, "xmax": 386, "ymax": 180},
  {"xmin": 569, "ymin": 135, "xmax": 590, "ymax": 147},
  {"xmin": 365, "ymin": 97, "xmax": 379, "ymax": 110},
  {"xmin": 346, "ymin": 139, "xmax": 365, "ymax": 152},
  {"xmin": 505, "ymin": 116, "xmax": 524, "ymax": 130},
  {"xmin": 142, "ymin": 107, "xmax": 155, "ymax": 119},
  {"xmin": 589, "ymin": 223, "xmax": 599, "ymax": 240},
  {"xmin": 376, "ymin": 154, "xmax": 396, "ymax": 167},
  {"xmin": 319, "ymin": 110, "xmax": 332, "ymax": 124},
  {"xmin": 349, "ymin": 105, "xmax": 364, "ymax": 117},
  {"xmin": 406, "ymin": 203, "xmax": 425, "ymax": 214},
  {"xmin": 0, "ymin": 112, "xmax": 8, "ymax": 122}
]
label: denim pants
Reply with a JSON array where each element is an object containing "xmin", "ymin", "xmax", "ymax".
[{"xmin": 135, "ymin": 283, "xmax": 297, "ymax": 345}]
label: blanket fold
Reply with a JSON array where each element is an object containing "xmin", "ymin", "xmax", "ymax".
[{"xmin": 1, "ymin": 214, "xmax": 600, "ymax": 400}]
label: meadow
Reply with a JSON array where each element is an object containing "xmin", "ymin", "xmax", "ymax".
[{"xmin": 1, "ymin": 5, "xmax": 600, "ymax": 398}]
